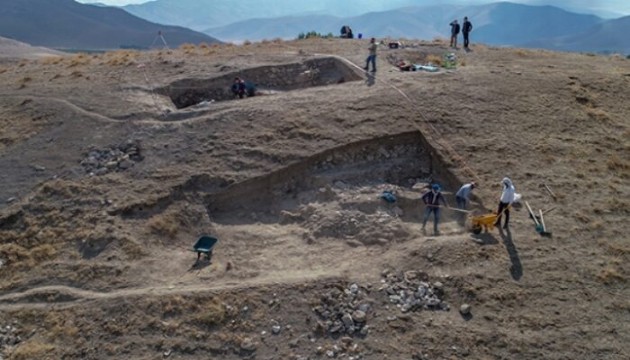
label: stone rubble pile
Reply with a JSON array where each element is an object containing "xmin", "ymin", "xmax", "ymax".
[
  {"xmin": 80, "ymin": 140, "xmax": 143, "ymax": 176},
  {"xmin": 0, "ymin": 324, "xmax": 21, "ymax": 352},
  {"xmin": 379, "ymin": 269, "xmax": 449, "ymax": 313},
  {"xmin": 312, "ymin": 283, "xmax": 370, "ymax": 337}
]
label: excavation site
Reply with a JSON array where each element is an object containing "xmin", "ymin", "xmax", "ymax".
[
  {"xmin": 157, "ymin": 57, "xmax": 363, "ymax": 109},
  {"xmin": 0, "ymin": 38, "xmax": 628, "ymax": 360}
]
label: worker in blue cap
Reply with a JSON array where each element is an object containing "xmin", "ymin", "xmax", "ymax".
[{"xmin": 421, "ymin": 183, "xmax": 449, "ymax": 234}]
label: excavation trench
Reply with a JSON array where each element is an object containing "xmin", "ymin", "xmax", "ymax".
[
  {"xmin": 156, "ymin": 57, "xmax": 363, "ymax": 109},
  {"xmin": 205, "ymin": 131, "xmax": 463, "ymax": 230}
]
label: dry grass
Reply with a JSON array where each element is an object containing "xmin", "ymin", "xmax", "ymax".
[
  {"xmin": 585, "ymin": 107, "xmax": 610, "ymax": 122},
  {"xmin": 67, "ymin": 53, "xmax": 91, "ymax": 68},
  {"xmin": 46, "ymin": 311, "xmax": 80, "ymax": 339},
  {"xmin": 425, "ymin": 54, "xmax": 443, "ymax": 66},
  {"xmin": 40, "ymin": 56, "xmax": 63, "ymax": 65},
  {"xmin": 0, "ymin": 243, "xmax": 31, "ymax": 265},
  {"xmin": 605, "ymin": 242, "xmax": 630, "ymax": 257},
  {"xmin": 597, "ymin": 266, "xmax": 626, "ymax": 284},
  {"xmin": 608, "ymin": 197, "xmax": 630, "ymax": 214},
  {"xmin": 180, "ymin": 43, "xmax": 197, "ymax": 55},
  {"xmin": 193, "ymin": 298, "xmax": 227, "ymax": 328},
  {"xmin": 0, "ymin": 243, "xmax": 58, "ymax": 270},
  {"xmin": 147, "ymin": 212, "xmax": 179, "ymax": 238},
  {"xmin": 0, "ymin": 67, "xmax": 7, "ymax": 74},
  {"xmin": 10, "ymin": 341, "xmax": 56, "ymax": 360},
  {"xmin": 574, "ymin": 211, "xmax": 591, "ymax": 223},
  {"xmin": 119, "ymin": 237, "xmax": 147, "ymax": 260},
  {"xmin": 103, "ymin": 50, "xmax": 138, "ymax": 66},
  {"xmin": 17, "ymin": 76, "xmax": 32, "ymax": 89},
  {"xmin": 31, "ymin": 244, "xmax": 58, "ymax": 261},
  {"xmin": 607, "ymin": 154, "xmax": 629, "ymax": 175}
]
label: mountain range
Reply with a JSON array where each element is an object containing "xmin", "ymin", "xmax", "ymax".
[
  {"xmin": 527, "ymin": 15, "xmax": 630, "ymax": 53},
  {"xmin": 122, "ymin": 0, "xmax": 443, "ymax": 30},
  {"xmin": 203, "ymin": 2, "xmax": 629, "ymax": 54},
  {"xmin": 0, "ymin": 0, "xmax": 219, "ymax": 51},
  {"xmin": 1, "ymin": 1, "xmax": 627, "ymax": 54}
]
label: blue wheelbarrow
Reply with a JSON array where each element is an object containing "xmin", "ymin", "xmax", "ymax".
[{"xmin": 192, "ymin": 235, "xmax": 218, "ymax": 261}]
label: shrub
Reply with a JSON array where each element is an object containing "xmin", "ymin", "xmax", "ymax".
[
  {"xmin": 297, "ymin": 31, "xmax": 334, "ymax": 40},
  {"xmin": 11, "ymin": 341, "xmax": 55, "ymax": 360}
]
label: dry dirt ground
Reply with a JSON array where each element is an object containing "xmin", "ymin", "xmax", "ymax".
[{"xmin": 0, "ymin": 38, "xmax": 629, "ymax": 359}]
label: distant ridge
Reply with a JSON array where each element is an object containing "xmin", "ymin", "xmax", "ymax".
[
  {"xmin": 527, "ymin": 15, "xmax": 630, "ymax": 54},
  {"xmin": 0, "ymin": 36, "xmax": 65, "ymax": 60},
  {"xmin": 0, "ymin": 0, "xmax": 221, "ymax": 51},
  {"xmin": 204, "ymin": 2, "xmax": 603, "ymax": 49}
]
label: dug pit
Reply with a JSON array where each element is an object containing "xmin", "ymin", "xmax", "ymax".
[
  {"xmin": 205, "ymin": 131, "xmax": 464, "ymax": 245},
  {"xmin": 157, "ymin": 57, "xmax": 363, "ymax": 109}
]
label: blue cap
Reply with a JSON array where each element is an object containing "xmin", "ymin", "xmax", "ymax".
[{"xmin": 432, "ymin": 184, "xmax": 441, "ymax": 191}]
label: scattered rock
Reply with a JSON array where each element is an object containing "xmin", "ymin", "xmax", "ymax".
[
  {"xmin": 312, "ymin": 283, "xmax": 370, "ymax": 337},
  {"xmin": 80, "ymin": 140, "xmax": 143, "ymax": 175},
  {"xmin": 240, "ymin": 338, "xmax": 257, "ymax": 352},
  {"xmin": 272, "ymin": 325, "xmax": 281, "ymax": 334},
  {"xmin": 349, "ymin": 284, "xmax": 359, "ymax": 294},
  {"xmin": 460, "ymin": 304, "xmax": 471, "ymax": 315},
  {"xmin": 379, "ymin": 269, "xmax": 448, "ymax": 313},
  {"xmin": 0, "ymin": 323, "xmax": 20, "ymax": 350},
  {"xmin": 352, "ymin": 310, "xmax": 366, "ymax": 323},
  {"xmin": 5, "ymin": 197, "xmax": 16, "ymax": 204},
  {"xmin": 288, "ymin": 337, "xmax": 300, "ymax": 348}
]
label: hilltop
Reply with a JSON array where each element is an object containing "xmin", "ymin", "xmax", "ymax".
[
  {"xmin": 0, "ymin": 39, "xmax": 628, "ymax": 359},
  {"xmin": 0, "ymin": 36, "xmax": 65, "ymax": 61}
]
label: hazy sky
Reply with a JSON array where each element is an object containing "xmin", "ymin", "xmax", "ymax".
[{"xmin": 76, "ymin": 1, "xmax": 630, "ymax": 16}]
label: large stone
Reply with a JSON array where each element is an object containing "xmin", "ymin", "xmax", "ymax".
[
  {"xmin": 460, "ymin": 304, "xmax": 471, "ymax": 315},
  {"xmin": 349, "ymin": 283, "xmax": 359, "ymax": 294},
  {"xmin": 352, "ymin": 310, "xmax": 366, "ymax": 323},
  {"xmin": 118, "ymin": 159, "xmax": 134, "ymax": 170},
  {"xmin": 240, "ymin": 338, "xmax": 257, "ymax": 352},
  {"xmin": 341, "ymin": 313, "xmax": 354, "ymax": 329}
]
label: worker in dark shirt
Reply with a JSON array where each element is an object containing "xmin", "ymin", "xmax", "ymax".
[
  {"xmin": 462, "ymin": 17, "xmax": 473, "ymax": 50},
  {"xmin": 449, "ymin": 20, "xmax": 460, "ymax": 48},
  {"xmin": 231, "ymin": 77, "xmax": 246, "ymax": 99},
  {"xmin": 421, "ymin": 183, "xmax": 448, "ymax": 235}
]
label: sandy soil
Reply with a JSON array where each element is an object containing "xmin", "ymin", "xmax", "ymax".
[{"xmin": 0, "ymin": 39, "xmax": 628, "ymax": 359}]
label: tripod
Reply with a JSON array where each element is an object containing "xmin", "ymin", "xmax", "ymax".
[{"xmin": 150, "ymin": 31, "xmax": 169, "ymax": 49}]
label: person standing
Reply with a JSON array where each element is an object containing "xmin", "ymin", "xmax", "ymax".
[
  {"xmin": 495, "ymin": 177, "xmax": 515, "ymax": 229},
  {"xmin": 364, "ymin": 37, "xmax": 377, "ymax": 72},
  {"xmin": 462, "ymin": 16, "xmax": 473, "ymax": 50},
  {"xmin": 449, "ymin": 20, "xmax": 460, "ymax": 48},
  {"xmin": 455, "ymin": 181, "xmax": 476, "ymax": 210},
  {"xmin": 422, "ymin": 183, "xmax": 448, "ymax": 234}
]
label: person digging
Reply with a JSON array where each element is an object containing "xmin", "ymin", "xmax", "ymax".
[{"xmin": 421, "ymin": 183, "xmax": 449, "ymax": 235}]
